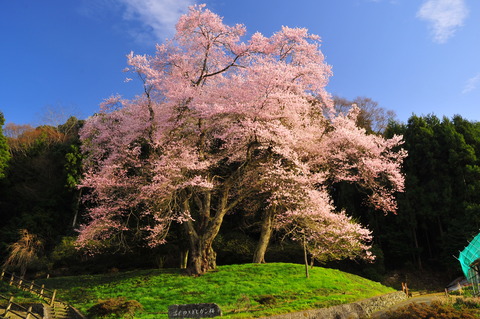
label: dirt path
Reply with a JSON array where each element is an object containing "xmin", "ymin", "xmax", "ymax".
[{"xmin": 370, "ymin": 292, "xmax": 448, "ymax": 318}]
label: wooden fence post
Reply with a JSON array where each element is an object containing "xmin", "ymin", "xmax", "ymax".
[
  {"xmin": 18, "ymin": 276, "xmax": 23, "ymax": 289},
  {"xmin": 401, "ymin": 282, "xmax": 410, "ymax": 297},
  {"xmin": 0, "ymin": 269, "xmax": 5, "ymax": 281},
  {"xmin": 50, "ymin": 289, "xmax": 57, "ymax": 306},
  {"xmin": 40, "ymin": 284, "xmax": 45, "ymax": 298},
  {"xmin": 29, "ymin": 280, "xmax": 35, "ymax": 292},
  {"xmin": 5, "ymin": 296, "xmax": 14, "ymax": 316},
  {"xmin": 9, "ymin": 273, "xmax": 15, "ymax": 286},
  {"xmin": 26, "ymin": 305, "xmax": 33, "ymax": 319}
]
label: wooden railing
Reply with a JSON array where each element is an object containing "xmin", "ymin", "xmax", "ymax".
[
  {"xmin": 0, "ymin": 270, "xmax": 56, "ymax": 306},
  {"xmin": 0, "ymin": 294, "xmax": 43, "ymax": 319},
  {"xmin": 0, "ymin": 269, "xmax": 86, "ymax": 319}
]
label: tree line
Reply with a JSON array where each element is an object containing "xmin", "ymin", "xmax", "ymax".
[{"xmin": 1, "ymin": 107, "xmax": 479, "ymax": 278}]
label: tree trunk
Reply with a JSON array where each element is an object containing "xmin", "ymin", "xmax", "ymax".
[
  {"xmin": 253, "ymin": 207, "xmax": 275, "ymax": 263},
  {"xmin": 71, "ymin": 188, "xmax": 82, "ymax": 229},
  {"xmin": 188, "ymin": 237, "xmax": 217, "ymax": 275},
  {"xmin": 303, "ymin": 235, "xmax": 309, "ymax": 278},
  {"xmin": 182, "ymin": 187, "xmax": 234, "ymax": 275},
  {"xmin": 180, "ymin": 250, "xmax": 189, "ymax": 269},
  {"xmin": 179, "ymin": 160, "xmax": 249, "ymax": 275},
  {"xmin": 412, "ymin": 226, "xmax": 422, "ymax": 270}
]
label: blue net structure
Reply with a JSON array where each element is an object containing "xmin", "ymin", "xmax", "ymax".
[{"xmin": 459, "ymin": 233, "xmax": 480, "ymax": 295}]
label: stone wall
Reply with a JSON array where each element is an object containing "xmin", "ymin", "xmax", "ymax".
[{"xmin": 264, "ymin": 291, "xmax": 407, "ymax": 319}]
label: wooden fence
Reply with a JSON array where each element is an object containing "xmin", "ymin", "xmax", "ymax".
[
  {"xmin": 0, "ymin": 269, "xmax": 86, "ymax": 319},
  {"xmin": 0, "ymin": 294, "xmax": 42, "ymax": 319},
  {"xmin": 0, "ymin": 270, "xmax": 56, "ymax": 306}
]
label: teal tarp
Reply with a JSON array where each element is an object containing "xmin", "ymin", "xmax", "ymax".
[{"xmin": 459, "ymin": 233, "xmax": 480, "ymax": 282}]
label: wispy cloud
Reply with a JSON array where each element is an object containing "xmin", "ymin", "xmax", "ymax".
[
  {"xmin": 416, "ymin": 0, "xmax": 468, "ymax": 43},
  {"xmin": 78, "ymin": 0, "xmax": 196, "ymax": 43},
  {"xmin": 463, "ymin": 74, "xmax": 480, "ymax": 94},
  {"xmin": 119, "ymin": 0, "xmax": 196, "ymax": 41}
]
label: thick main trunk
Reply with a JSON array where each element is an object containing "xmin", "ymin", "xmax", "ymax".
[
  {"xmin": 188, "ymin": 238, "xmax": 217, "ymax": 275},
  {"xmin": 181, "ymin": 166, "xmax": 247, "ymax": 275},
  {"xmin": 253, "ymin": 208, "xmax": 274, "ymax": 263},
  {"xmin": 182, "ymin": 190, "xmax": 230, "ymax": 275}
]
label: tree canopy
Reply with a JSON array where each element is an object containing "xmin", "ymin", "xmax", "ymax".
[{"xmin": 77, "ymin": 5, "xmax": 406, "ymax": 275}]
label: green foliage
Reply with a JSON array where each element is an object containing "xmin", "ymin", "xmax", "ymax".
[
  {"xmin": 0, "ymin": 112, "xmax": 10, "ymax": 179},
  {"xmin": 376, "ymin": 115, "xmax": 480, "ymax": 270},
  {"xmin": 214, "ymin": 232, "xmax": 256, "ymax": 265},
  {"xmin": 50, "ymin": 236, "xmax": 80, "ymax": 267},
  {"xmin": 87, "ymin": 297, "xmax": 143, "ymax": 319},
  {"xmin": 65, "ymin": 144, "xmax": 83, "ymax": 189},
  {"xmin": 0, "ymin": 118, "xmax": 83, "ymax": 268},
  {"xmin": 36, "ymin": 263, "xmax": 394, "ymax": 318},
  {"xmin": 0, "ymin": 280, "xmax": 43, "ymax": 303}
]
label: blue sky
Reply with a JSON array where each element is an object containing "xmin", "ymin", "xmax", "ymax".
[{"xmin": 1, "ymin": 0, "xmax": 479, "ymax": 126}]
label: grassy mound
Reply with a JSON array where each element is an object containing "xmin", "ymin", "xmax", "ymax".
[{"xmin": 37, "ymin": 263, "xmax": 395, "ymax": 318}]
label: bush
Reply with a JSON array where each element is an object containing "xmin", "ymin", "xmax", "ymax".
[
  {"xmin": 233, "ymin": 294, "xmax": 252, "ymax": 313},
  {"xmin": 254, "ymin": 294, "xmax": 277, "ymax": 306},
  {"xmin": 87, "ymin": 297, "xmax": 143, "ymax": 319},
  {"xmin": 3, "ymin": 229, "xmax": 43, "ymax": 276},
  {"xmin": 449, "ymin": 286, "xmax": 475, "ymax": 297},
  {"xmin": 384, "ymin": 300, "xmax": 479, "ymax": 319},
  {"xmin": 214, "ymin": 232, "xmax": 256, "ymax": 264},
  {"xmin": 51, "ymin": 236, "xmax": 79, "ymax": 267},
  {"xmin": 454, "ymin": 297, "xmax": 480, "ymax": 310}
]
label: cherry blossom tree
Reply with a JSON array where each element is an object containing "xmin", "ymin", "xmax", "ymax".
[
  {"xmin": 251, "ymin": 106, "xmax": 406, "ymax": 263},
  {"xmin": 77, "ymin": 4, "xmax": 406, "ymax": 275}
]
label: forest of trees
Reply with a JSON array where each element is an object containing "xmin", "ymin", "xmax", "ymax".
[{"xmin": 1, "ymin": 109, "xmax": 480, "ymax": 279}]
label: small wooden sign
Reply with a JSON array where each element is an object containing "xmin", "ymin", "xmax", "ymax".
[{"xmin": 168, "ymin": 303, "xmax": 222, "ymax": 318}]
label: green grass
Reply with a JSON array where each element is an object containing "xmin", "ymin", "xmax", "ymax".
[
  {"xmin": 0, "ymin": 281, "xmax": 44, "ymax": 306},
  {"xmin": 36, "ymin": 263, "xmax": 394, "ymax": 318}
]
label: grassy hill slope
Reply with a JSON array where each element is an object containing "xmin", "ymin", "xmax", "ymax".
[{"xmin": 36, "ymin": 263, "xmax": 395, "ymax": 318}]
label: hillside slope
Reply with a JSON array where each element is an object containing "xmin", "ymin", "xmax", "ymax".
[{"xmin": 37, "ymin": 263, "xmax": 395, "ymax": 318}]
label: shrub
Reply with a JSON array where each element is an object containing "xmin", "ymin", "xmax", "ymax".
[
  {"xmin": 214, "ymin": 232, "xmax": 256, "ymax": 264},
  {"xmin": 3, "ymin": 229, "xmax": 43, "ymax": 276},
  {"xmin": 51, "ymin": 236, "xmax": 79, "ymax": 267},
  {"xmin": 87, "ymin": 297, "xmax": 143, "ymax": 319},
  {"xmin": 254, "ymin": 294, "xmax": 277, "ymax": 306},
  {"xmin": 454, "ymin": 297, "xmax": 480, "ymax": 310},
  {"xmin": 233, "ymin": 294, "xmax": 252, "ymax": 313},
  {"xmin": 384, "ymin": 301, "xmax": 478, "ymax": 319},
  {"xmin": 450, "ymin": 287, "xmax": 475, "ymax": 297}
]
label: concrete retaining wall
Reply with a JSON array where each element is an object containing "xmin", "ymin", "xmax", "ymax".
[{"xmin": 264, "ymin": 291, "xmax": 407, "ymax": 319}]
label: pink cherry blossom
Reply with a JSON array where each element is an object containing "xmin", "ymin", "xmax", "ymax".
[{"xmin": 77, "ymin": 4, "xmax": 405, "ymax": 274}]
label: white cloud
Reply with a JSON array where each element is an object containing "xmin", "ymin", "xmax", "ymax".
[
  {"xmin": 462, "ymin": 74, "xmax": 480, "ymax": 94},
  {"xmin": 119, "ymin": 0, "xmax": 196, "ymax": 41},
  {"xmin": 416, "ymin": 0, "xmax": 468, "ymax": 43}
]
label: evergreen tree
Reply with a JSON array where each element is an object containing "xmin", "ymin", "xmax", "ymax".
[
  {"xmin": 381, "ymin": 115, "xmax": 480, "ymax": 271},
  {"xmin": 0, "ymin": 112, "xmax": 10, "ymax": 179}
]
